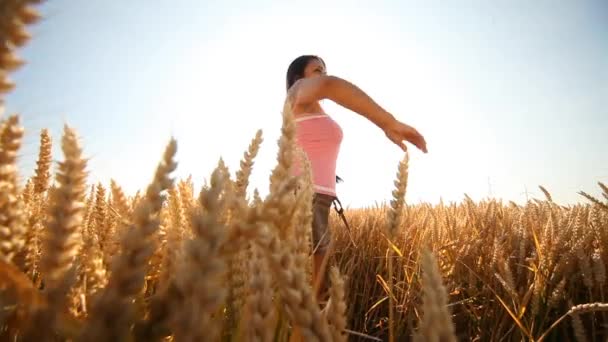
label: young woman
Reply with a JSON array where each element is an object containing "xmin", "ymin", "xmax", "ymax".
[{"xmin": 285, "ymin": 55, "xmax": 427, "ymax": 299}]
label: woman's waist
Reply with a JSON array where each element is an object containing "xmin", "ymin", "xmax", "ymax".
[
  {"xmin": 293, "ymin": 166, "xmax": 337, "ymax": 187},
  {"xmin": 295, "ymin": 137, "xmax": 342, "ymax": 150},
  {"xmin": 295, "ymin": 144, "xmax": 341, "ymax": 163},
  {"xmin": 292, "ymin": 154, "xmax": 338, "ymax": 179}
]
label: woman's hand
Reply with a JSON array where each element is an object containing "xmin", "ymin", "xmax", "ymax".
[{"xmin": 384, "ymin": 119, "xmax": 428, "ymax": 153}]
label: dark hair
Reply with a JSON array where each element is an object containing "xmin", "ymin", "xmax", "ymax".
[{"xmin": 286, "ymin": 55, "xmax": 325, "ymax": 91}]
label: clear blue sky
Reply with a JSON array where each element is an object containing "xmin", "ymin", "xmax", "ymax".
[{"xmin": 5, "ymin": 0, "xmax": 608, "ymax": 207}]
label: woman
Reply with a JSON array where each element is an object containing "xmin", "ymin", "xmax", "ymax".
[{"xmin": 285, "ymin": 55, "xmax": 427, "ymax": 299}]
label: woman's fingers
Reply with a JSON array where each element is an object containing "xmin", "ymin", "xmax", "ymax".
[
  {"xmin": 386, "ymin": 121, "xmax": 428, "ymax": 153},
  {"xmin": 405, "ymin": 128, "xmax": 427, "ymax": 153}
]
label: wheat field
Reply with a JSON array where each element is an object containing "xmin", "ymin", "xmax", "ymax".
[{"xmin": 1, "ymin": 2, "xmax": 607, "ymax": 341}]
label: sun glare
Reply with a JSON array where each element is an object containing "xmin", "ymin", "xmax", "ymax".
[{"xmin": 149, "ymin": 5, "xmax": 500, "ymax": 207}]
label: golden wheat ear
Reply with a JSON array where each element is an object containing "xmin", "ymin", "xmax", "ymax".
[
  {"xmin": 17, "ymin": 124, "xmax": 87, "ymax": 341},
  {"xmin": 269, "ymin": 98, "xmax": 296, "ymax": 195},
  {"xmin": 0, "ymin": 115, "xmax": 26, "ymax": 265},
  {"xmin": 39, "ymin": 124, "xmax": 88, "ymax": 303},
  {"xmin": 384, "ymin": 152, "xmax": 409, "ymax": 342},
  {"xmin": 239, "ymin": 242, "xmax": 277, "ymax": 342},
  {"xmin": 413, "ymin": 249, "xmax": 457, "ymax": 342},
  {"xmin": 109, "ymin": 178, "xmax": 131, "ymax": 222},
  {"xmin": 0, "ymin": 0, "xmax": 44, "ymax": 104},
  {"xmin": 168, "ymin": 166, "xmax": 230, "ymax": 341},
  {"xmin": 256, "ymin": 210, "xmax": 332, "ymax": 341},
  {"xmin": 32, "ymin": 128, "xmax": 52, "ymax": 194},
  {"xmin": 79, "ymin": 138, "xmax": 177, "ymax": 341},
  {"xmin": 324, "ymin": 266, "xmax": 348, "ymax": 342},
  {"xmin": 235, "ymin": 129, "xmax": 263, "ymax": 199}
]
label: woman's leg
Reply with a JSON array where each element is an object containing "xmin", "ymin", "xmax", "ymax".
[
  {"xmin": 290, "ymin": 193, "xmax": 333, "ymax": 342},
  {"xmin": 311, "ymin": 193, "xmax": 334, "ymax": 302}
]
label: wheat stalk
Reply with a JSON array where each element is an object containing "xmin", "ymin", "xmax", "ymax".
[
  {"xmin": 240, "ymin": 243, "xmax": 278, "ymax": 342},
  {"xmin": 80, "ymin": 138, "xmax": 177, "ymax": 341},
  {"xmin": 538, "ymin": 303, "xmax": 608, "ymax": 341},
  {"xmin": 0, "ymin": 0, "xmax": 43, "ymax": 104},
  {"xmin": 21, "ymin": 124, "xmax": 87, "ymax": 340},
  {"xmin": 39, "ymin": 125, "xmax": 87, "ymax": 303},
  {"xmin": 259, "ymin": 222, "xmax": 332, "ymax": 342},
  {"xmin": 235, "ymin": 129, "xmax": 263, "ymax": 199},
  {"xmin": 33, "ymin": 128, "xmax": 52, "ymax": 194},
  {"xmin": 386, "ymin": 152, "xmax": 409, "ymax": 342},
  {"xmin": 324, "ymin": 266, "xmax": 348, "ymax": 342},
  {"xmin": 170, "ymin": 166, "xmax": 228, "ymax": 341},
  {"xmin": 0, "ymin": 114, "xmax": 26, "ymax": 265},
  {"xmin": 413, "ymin": 249, "xmax": 457, "ymax": 342}
]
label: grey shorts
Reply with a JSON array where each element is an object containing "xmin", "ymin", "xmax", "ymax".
[{"xmin": 311, "ymin": 193, "xmax": 335, "ymax": 254}]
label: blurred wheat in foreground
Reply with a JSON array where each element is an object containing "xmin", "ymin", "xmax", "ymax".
[
  {"xmin": 0, "ymin": 109, "xmax": 606, "ymax": 342},
  {"xmin": 1, "ymin": 2, "xmax": 608, "ymax": 341}
]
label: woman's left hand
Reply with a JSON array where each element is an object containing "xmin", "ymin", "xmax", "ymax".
[{"xmin": 384, "ymin": 119, "xmax": 428, "ymax": 153}]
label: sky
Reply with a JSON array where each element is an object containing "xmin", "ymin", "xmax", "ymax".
[{"xmin": 4, "ymin": 0, "xmax": 608, "ymax": 208}]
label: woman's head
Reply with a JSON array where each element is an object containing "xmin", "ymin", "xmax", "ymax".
[{"xmin": 286, "ymin": 55, "xmax": 326, "ymax": 91}]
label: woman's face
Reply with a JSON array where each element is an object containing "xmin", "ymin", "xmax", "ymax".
[{"xmin": 302, "ymin": 58, "xmax": 326, "ymax": 79}]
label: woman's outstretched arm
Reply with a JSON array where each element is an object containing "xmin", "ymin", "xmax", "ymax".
[{"xmin": 288, "ymin": 75, "xmax": 428, "ymax": 153}]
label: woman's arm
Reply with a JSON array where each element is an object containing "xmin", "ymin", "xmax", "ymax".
[
  {"xmin": 289, "ymin": 75, "xmax": 395, "ymax": 131},
  {"xmin": 288, "ymin": 75, "xmax": 428, "ymax": 153}
]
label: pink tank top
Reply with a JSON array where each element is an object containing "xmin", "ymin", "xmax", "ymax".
[{"xmin": 292, "ymin": 113, "xmax": 343, "ymax": 196}]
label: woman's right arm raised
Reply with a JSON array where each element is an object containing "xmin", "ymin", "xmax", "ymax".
[
  {"xmin": 288, "ymin": 75, "xmax": 428, "ymax": 153},
  {"xmin": 289, "ymin": 75, "xmax": 397, "ymax": 132}
]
